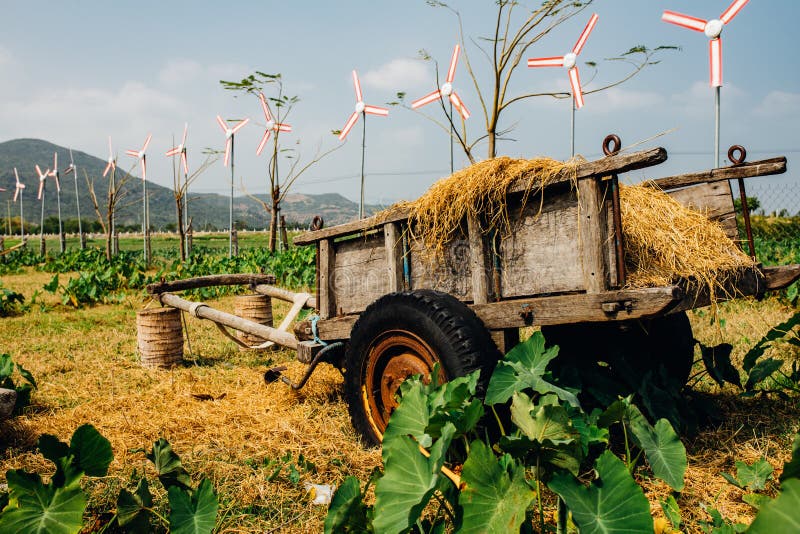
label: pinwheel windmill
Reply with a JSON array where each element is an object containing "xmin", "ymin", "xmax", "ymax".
[
  {"xmin": 47, "ymin": 152, "xmax": 65, "ymax": 252},
  {"xmin": 126, "ymin": 134, "xmax": 152, "ymax": 264},
  {"xmin": 103, "ymin": 136, "xmax": 116, "ymax": 177},
  {"xmin": 662, "ymin": 0, "xmax": 749, "ymax": 167},
  {"xmin": 528, "ymin": 13, "xmax": 598, "ymax": 157},
  {"xmin": 338, "ymin": 70, "xmax": 389, "ymax": 219},
  {"xmin": 216, "ymin": 115, "xmax": 249, "ymax": 258},
  {"xmin": 166, "ymin": 123, "xmax": 190, "ymax": 254},
  {"xmin": 412, "ymin": 44, "xmax": 470, "ymax": 174},
  {"xmin": 103, "ymin": 136, "xmax": 118, "ymax": 254},
  {"xmin": 63, "ymin": 148, "xmax": 84, "ymax": 249},
  {"xmin": 35, "ymin": 164, "xmax": 50, "ymax": 255},
  {"xmin": 256, "ymin": 93, "xmax": 291, "ymax": 156},
  {"xmin": 13, "ymin": 168, "xmax": 25, "ymax": 242}
]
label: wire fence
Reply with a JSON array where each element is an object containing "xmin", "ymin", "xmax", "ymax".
[{"xmin": 732, "ymin": 181, "xmax": 800, "ymax": 266}]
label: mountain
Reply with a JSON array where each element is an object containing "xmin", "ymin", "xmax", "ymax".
[{"xmin": 0, "ymin": 138, "xmax": 382, "ymax": 230}]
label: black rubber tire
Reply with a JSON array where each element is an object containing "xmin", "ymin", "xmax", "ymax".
[
  {"xmin": 344, "ymin": 290, "xmax": 500, "ymax": 446},
  {"xmin": 541, "ymin": 312, "xmax": 696, "ymax": 388}
]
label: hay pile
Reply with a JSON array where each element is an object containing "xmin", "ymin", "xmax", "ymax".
[
  {"xmin": 620, "ymin": 183, "xmax": 755, "ymax": 293},
  {"xmin": 400, "ymin": 156, "xmax": 577, "ymax": 258},
  {"xmin": 395, "ymin": 157, "xmax": 755, "ymax": 296}
]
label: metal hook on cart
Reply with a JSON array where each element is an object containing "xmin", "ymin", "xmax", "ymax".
[
  {"xmin": 727, "ymin": 144, "xmax": 756, "ymax": 259},
  {"xmin": 603, "ymin": 134, "xmax": 626, "ymax": 286}
]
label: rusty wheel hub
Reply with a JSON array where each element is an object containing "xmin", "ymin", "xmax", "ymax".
[{"xmin": 363, "ymin": 330, "xmax": 442, "ymax": 436}]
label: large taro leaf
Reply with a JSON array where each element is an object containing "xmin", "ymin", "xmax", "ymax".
[
  {"xmin": 779, "ymin": 433, "xmax": 800, "ymax": 482},
  {"xmin": 700, "ymin": 343, "xmax": 742, "ymax": 388},
  {"xmin": 745, "ymin": 358, "xmax": 784, "ymax": 390},
  {"xmin": 624, "ymin": 403, "xmax": 686, "ymax": 491},
  {"xmin": 747, "ymin": 479, "xmax": 800, "ymax": 534},
  {"xmin": 0, "ymin": 469, "xmax": 86, "ymax": 534},
  {"xmin": 147, "ymin": 438, "xmax": 193, "ymax": 491},
  {"xmin": 721, "ymin": 460, "xmax": 773, "ymax": 491},
  {"xmin": 548, "ymin": 450, "xmax": 653, "ymax": 534},
  {"xmin": 0, "ymin": 353, "xmax": 14, "ymax": 380},
  {"xmin": 485, "ymin": 332, "xmax": 579, "ymax": 408},
  {"xmin": 117, "ymin": 478, "xmax": 153, "ymax": 532},
  {"xmin": 70, "ymin": 424, "xmax": 113, "ymax": 477},
  {"xmin": 324, "ymin": 476, "xmax": 372, "ymax": 534},
  {"xmin": 510, "ymin": 393, "xmax": 576, "ymax": 447},
  {"xmin": 458, "ymin": 440, "xmax": 535, "ymax": 534},
  {"xmin": 382, "ymin": 379, "xmax": 431, "ymax": 447},
  {"xmin": 372, "ymin": 423, "xmax": 455, "ymax": 534},
  {"xmin": 167, "ymin": 478, "xmax": 218, "ymax": 534},
  {"xmin": 37, "ymin": 434, "xmax": 71, "ymax": 464}
]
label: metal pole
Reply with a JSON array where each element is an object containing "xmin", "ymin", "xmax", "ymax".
[
  {"xmin": 360, "ymin": 112, "xmax": 366, "ymax": 219},
  {"xmin": 39, "ymin": 179, "xmax": 46, "ymax": 255},
  {"xmin": 142, "ymin": 156, "xmax": 148, "ymax": 265},
  {"xmin": 184, "ymin": 152, "xmax": 190, "ymax": 255},
  {"xmin": 229, "ymin": 135, "xmax": 234, "ymax": 258},
  {"xmin": 449, "ymin": 101, "xmax": 454, "ymax": 175},
  {"xmin": 570, "ymin": 99, "xmax": 576, "ymax": 158},
  {"xmin": 19, "ymin": 192, "xmax": 24, "ymax": 243},
  {"xmin": 56, "ymin": 172, "xmax": 64, "ymax": 253},
  {"xmin": 714, "ymin": 86, "xmax": 720, "ymax": 168},
  {"xmin": 6, "ymin": 200, "xmax": 10, "ymax": 236},
  {"xmin": 110, "ymin": 169, "xmax": 116, "ymax": 255},
  {"xmin": 74, "ymin": 166, "xmax": 84, "ymax": 249}
]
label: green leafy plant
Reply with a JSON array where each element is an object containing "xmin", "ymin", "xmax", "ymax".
[
  {"xmin": 0, "ymin": 353, "xmax": 37, "ymax": 414},
  {"xmin": 0, "ymin": 424, "xmax": 113, "ymax": 534},
  {"xmin": 0, "ymin": 281, "xmax": 26, "ymax": 317},
  {"xmin": 721, "ymin": 460, "xmax": 774, "ymax": 491}
]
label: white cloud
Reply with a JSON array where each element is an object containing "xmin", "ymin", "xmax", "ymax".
[
  {"xmin": 754, "ymin": 91, "xmax": 800, "ymax": 118},
  {"xmin": 158, "ymin": 59, "xmax": 250, "ymax": 87},
  {"xmin": 362, "ymin": 58, "xmax": 429, "ymax": 91},
  {"xmin": 583, "ymin": 87, "xmax": 666, "ymax": 114},
  {"xmin": 670, "ymin": 81, "xmax": 746, "ymax": 117},
  {"xmin": 0, "ymin": 45, "xmax": 12, "ymax": 66}
]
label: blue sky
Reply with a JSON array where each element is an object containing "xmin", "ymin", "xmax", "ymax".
[{"xmin": 1, "ymin": 0, "xmax": 797, "ymax": 207}]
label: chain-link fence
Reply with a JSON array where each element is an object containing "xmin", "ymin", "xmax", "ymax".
[{"xmin": 731, "ymin": 181, "xmax": 800, "ymax": 266}]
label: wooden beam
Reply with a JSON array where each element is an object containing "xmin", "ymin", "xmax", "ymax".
[
  {"xmin": 467, "ymin": 214, "xmax": 489, "ymax": 304},
  {"xmin": 647, "ymin": 157, "xmax": 786, "ymax": 191},
  {"xmin": 252, "ymin": 284, "xmax": 316, "ymax": 309},
  {"xmin": 384, "ymin": 222, "xmax": 404, "ymax": 292},
  {"xmin": 763, "ymin": 264, "xmax": 800, "ymax": 291},
  {"xmin": 146, "ymin": 274, "xmax": 276, "ymax": 295},
  {"xmin": 577, "ymin": 177, "xmax": 609, "ymax": 293},
  {"xmin": 294, "ymin": 208, "xmax": 409, "ymax": 246},
  {"xmin": 318, "ymin": 239, "xmax": 336, "ymax": 319}
]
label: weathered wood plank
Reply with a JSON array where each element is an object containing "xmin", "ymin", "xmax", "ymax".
[
  {"xmin": 252, "ymin": 284, "xmax": 316, "ymax": 308},
  {"xmin": 318, "ymin": 239, "xmax": 336, "ymax": 319},
  {"xmin": 146, "ymin": 274, "xmax": 276, "ymax": 294},
  {"xmin": 763, "ymin": 264, "xmax": 800, "ymax": 290},
  {"xmin": 669, "ymin": 267, "xmax": 765, "ymax": 314},
  {"xmin": 500, "ymin": 190, "xmax": 586, "ymax": 298},
  {"xmin": 384, "ymin": 222, "xmax": 404, "ymax": 292},
  {"xmin": 467, "ymin": 214, "xmax": 490, "ymax": 304},
  {"xmin": 647, "ymin": 157, "xmax": 786, "ymax": 191},
  {"xmin": 294, "ymin": 148, "xmax": 668, "ymax": 246},
  {"xmin": 409, "ymin": 232, "xmax": 473, "ymax": 300},
  {"xmin": 668, "ymin": 181, "xmax": 738, "ymax": 241},
  {"xmin": 333, "ymin": 233, "xmax": 389, "ymax": 314},
  {"xmin": 577, "ymin": 177, "xmax": 610, "ymax": 293}
]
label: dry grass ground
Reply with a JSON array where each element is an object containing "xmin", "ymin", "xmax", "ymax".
[{"xmin": 0, "ymin": 267, "xmax": 798, "ymax": 532}]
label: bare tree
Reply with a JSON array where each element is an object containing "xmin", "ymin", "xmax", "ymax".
[
  {"xmin": 85, "ymin": 166, "xmax": 134, "ymax": 261},
  {"xmin": 170, "ymin": 152, "xmax": 217, "ymax": 261},
  {"xmin": 401, "ymin": 0, "xmax": 676, "ymax": 162},
  {"xmin": 220, "ymin": 72, "xmax": 341, "ymax": 252}
]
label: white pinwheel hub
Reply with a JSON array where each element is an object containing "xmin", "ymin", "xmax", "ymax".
[
  {"xmin": 265, "ymin": 120, "xmax": 275, "ymax": 131},
  {"xmin": 226, "ymin": 129, "xmax": 233, "ymax": 139},
  {"xmin": 355, "ymin": 101, "xmax": 366, "ymax": 113},
  {"xmin": 704, "ymin": 19, "xmax": 724, "ymax": 38},
  {"xmin": 563, "ymin": 52, "xmax": 577, "ymax": 69},
  {"xmin": 440, "ymin": 82, "xmax": 453, "ymax": 96}
]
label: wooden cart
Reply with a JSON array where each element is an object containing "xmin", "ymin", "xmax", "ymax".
[{"xmin": 149, "ymin": 142, "xmax": 799, "ymax": 445}]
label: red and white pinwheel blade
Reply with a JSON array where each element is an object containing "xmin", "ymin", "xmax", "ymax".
[
  {"xmin": 14, "ymin": 168, "xmax": 20, "ymax": 185},
  {"xmin": 108, "ymin": 136, "xmax": 113, "ymax": 157},
  {"xmin": 572, "ymin": 14, "xmax": 599, "ymax": 55},
  {"xmin": 36, "ymin": 165, "xmax": 44, "ymax": 179},
  {"xmin": 13, "ymin": 187, "xmax": 20, "ymax": 202},
  {"xmin": 37, "ymin": 179, "xmax": 44, "ymax": 200},
  {"xmin": 568, "ymin": 67, "xmax": 584, "ymax": 109},
  {"xmin": 411, "ymin": 90, "xmax": 443, "ymax": 109},
  {"xmin": 661, "ymin": 10, "xmax": 707, "ymax": 32},
  {"xmin": 231, "ymin": 118, "xmax": 249, "ymax": 134},
  {"xmin": 720, "ymin": 0, "xmax": 749, "ymax": 25},
  {"xmin": 352, "ymin": 70, "xmax": 363, "ymax": 103},
  {"xmin": 216, "ymin": 115, "xmax": 228, "ymax": 133},
  {"xmin": 181, "ymin": 123, "xmax": 188, "ymax": 146},
  {"xmin": 140, "ymin": 158, "xmax": 147, "ymax": 182},
  {"xmin": 125, "ymin": 150, "xmax": 139, "ymax": 158},
  {"xmin": 364, "ymin": 105, "xmax": 389, "ymax": 117},
  {"xmin": 339, "ymin": 112, "xmax": 360, "ymax": 141},
  {"xmin": 528, "ymin": 56, "xmax": 564, "ymax": 68},
  {"xmin": 446, "ymin": 44, "xmax": 460, "ymax": 83},
  {"xmin": 259, "ymin": 92, "xmax": 272, "ymax": 122},
  {"xmin": 53, "ymin": 152, "xmax": 58, "ymax": 173},
  {"xmin": 450, "ymin": 92, "xmax": 471, "ymax": 120},
  {"xmin": 54, "ymin": 175, "xmax": 61, "ymax": 192},
  {"xmin": 181, "ymin": 152, "xmax": 189, "ymax": 175},
  {"xmin": 141, "ymin": 134, "xmax": 152, "ymax": 154},
  {"xmin": 103, "ymin": 162, "xmax": 112, "ymax": 177},
  {"xmin": 256, "ymin": 130, "xmax": 271, "ymax": 156},
  {"xmin": 276, "ymin": 123, "xmax": 292, "ymax": 133},
  {"xmin": 709, "ymin": 38, "xmax": 723, "ymax": 87},
  {"xmin": 166, "ymin": 146, "xmax": 181, "ymax": 157},
  {"xmin": 223, "ymin": 139, "xmax": 232, "ymax": 167}
]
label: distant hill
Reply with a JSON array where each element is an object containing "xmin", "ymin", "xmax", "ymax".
[{"xmin": 0, "ymin": 138, "xmax": 381, "ymax": 230}]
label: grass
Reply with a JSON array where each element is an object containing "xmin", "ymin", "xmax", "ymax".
[{"xmin": 0, "ymin": 264, "xmax": 798, "ymax": 532}]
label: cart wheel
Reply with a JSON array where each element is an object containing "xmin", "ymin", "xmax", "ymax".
[
  {"xmin": 542, "ymin": 312, "xmax": 696, "ymax": 389},
  {"xmin": 344, "ymin": 290, "xmax": 499, "ymax": 446}
]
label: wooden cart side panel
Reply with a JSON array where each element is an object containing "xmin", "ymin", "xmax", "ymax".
[
  {"xmin": 500, "ymin": 189, "xmax": 588, "ymax": 297},
  {"xmin": 668, "ymin": 181, "xmax": 738, "ymax": 241},
  {"xmin": 331, "ymin": 233, "xmax": 390, "ymax": 315},
  {"xmin": 408, "ymin": 232, "xmax": 475, "ymax": 301}
]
